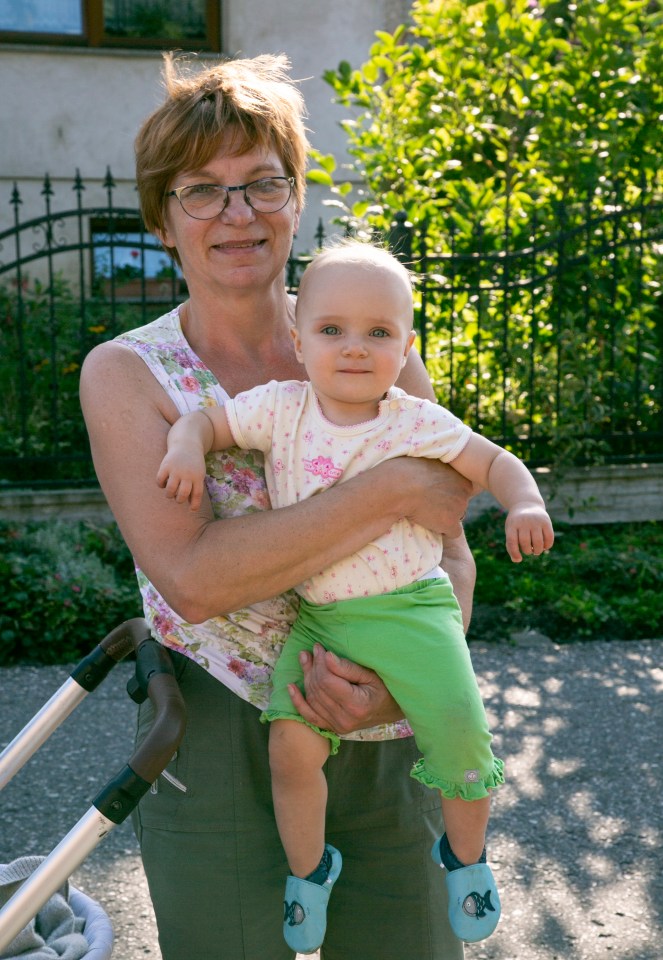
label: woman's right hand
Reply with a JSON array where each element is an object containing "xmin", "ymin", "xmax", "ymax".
[{"xmin": 378, "ymin": 456, "xmax": 474, "ymax": 539}]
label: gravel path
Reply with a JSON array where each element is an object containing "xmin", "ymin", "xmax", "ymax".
[{"xmin": 1, "ymin": 636, "xmax": 661, "ymax": 959}]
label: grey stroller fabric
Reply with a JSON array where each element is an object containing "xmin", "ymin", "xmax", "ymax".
[
  {"xmin": 67, "ymin": 890, "xmax": 113, "ymax": 960},
  {"xmin": 0, "ymin": 857, "xmax": 89, "ymax": 959}
]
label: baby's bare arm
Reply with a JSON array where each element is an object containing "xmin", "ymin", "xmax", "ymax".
[
  {"xmin": 452, "ymin": 433, "xmax": 554, "ymax": 562},
  {"xmin": 157, "ymin": 408, "xmax": 234, "ymax": 511}
]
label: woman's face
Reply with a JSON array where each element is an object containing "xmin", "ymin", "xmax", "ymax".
[{"xmin": 158, "ymin": 138, "xmax": 300, "ymax": 295}]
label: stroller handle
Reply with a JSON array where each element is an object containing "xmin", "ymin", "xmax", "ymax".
[
  {"xmin": 1, "ymin": 618, "xmax": 185, "ymax": 796},
  {"xmin": 92, "ymin": 618, "xmax": 188, "ymax": 823},
  {"xmin": 0, "ymin": 619, "xmax": 187, "ymax": 952}
]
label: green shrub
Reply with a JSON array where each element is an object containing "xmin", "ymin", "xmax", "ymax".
[
  {"xmin": 0, "ymin": 277, "xmax": 155, "ymax": 484},
  {"xmin": 0, "ymin": 520, "xmax": 141, "ymax": 665},
  {"xmin": 467, "ymin": 510, "xmax": 663, "ymax": 643},
  {"xmin": 1, "ymin": 514, "xmax": 661, "ymax": 666}
]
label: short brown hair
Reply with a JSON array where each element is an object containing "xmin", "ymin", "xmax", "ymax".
[{"xmin": 135, "ymin": 53, "xmax": 309, "ymax": 258}]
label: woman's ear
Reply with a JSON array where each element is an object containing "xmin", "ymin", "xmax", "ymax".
[{"xmin": 155, "ymin": 224, "xmax": 172, "ymax": 250}]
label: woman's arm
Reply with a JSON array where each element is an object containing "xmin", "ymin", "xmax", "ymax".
[
  {"xmin": 80, "ymin": 342, "xmax": 471, "ymax": 624},
  {"xmin": 438, "ymin": 531, "xmax": 477, "ymax": 633}
]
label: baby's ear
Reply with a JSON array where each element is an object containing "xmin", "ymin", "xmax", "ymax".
[
  {"xmin": 402, "ymin": 329, "xmax": 417, "ymax": 364},
  {"xmin": 291, "ymin": 325, "xmax": 304, "ymax": 359}
]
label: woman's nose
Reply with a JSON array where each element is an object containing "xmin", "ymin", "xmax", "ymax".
[{"xmin": 219, "ymin": 189, "xmax": 256, "ymax": 223}]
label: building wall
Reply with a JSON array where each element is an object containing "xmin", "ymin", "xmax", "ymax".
[
  {"xmin": 0, "ymin": 1, "xmax": 412, "ymax": 260},
  {"xmin": 3, "ymin": 465, "xmax": 662, "ymax": 525}
]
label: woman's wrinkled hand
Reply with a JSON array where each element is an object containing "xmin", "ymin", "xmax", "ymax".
[
  {"xmin": 287, "ymin": 643, "xmax": 403, "ymax": 734},
  {"xmin": 384, "ymin": 457, "xmax": 474, "ymax": 540}
]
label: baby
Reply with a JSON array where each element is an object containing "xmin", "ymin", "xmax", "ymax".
[{"xmin": 157, "ymin": 240, "xmax": 554, "ymax": 952}]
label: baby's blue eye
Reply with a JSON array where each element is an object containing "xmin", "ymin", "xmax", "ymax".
[
  {"xmin": 370, "ymin": 329, "xmax": 389, "ymax": 338},
  {"xmin": 321, "ymin": 325, "xmax": 340, "ymax": 335}
]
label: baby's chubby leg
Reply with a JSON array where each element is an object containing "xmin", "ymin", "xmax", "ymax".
[
  {"xmin": 269, "ymin": 718, "xmax": 331, "ymax": 878},
  {"xmin": 441, "ymin": 794, "xmax": 491, "ymax": 866}
]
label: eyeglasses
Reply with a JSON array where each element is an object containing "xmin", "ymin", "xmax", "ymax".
[{"xmin": 166, "ymin": 176, "xmax": 295, "ymax": 219}]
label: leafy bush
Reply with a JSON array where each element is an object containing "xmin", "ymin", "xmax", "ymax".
[
  {"xmin": 311, "ymin": 0, "xmax": 663, "ymax": 467},
  {"xmin": 0, "ymin": 520, "xmax": 141, "ymax": 665},
  {"xmin": 466, "ymin": 510, "xmax": 663, "ymax": 643},
  {"xmin": 1, "ymin": 514, "xmax": 661, "ymax": 667},
  {"xmin": 320, "ymin": 0, "xmax": 662, "ymax": 232},
  {"xmin": 0, "ymin": 276, "xmax": 161, "ymax": 484}
]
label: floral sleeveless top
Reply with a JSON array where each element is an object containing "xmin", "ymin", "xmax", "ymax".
[{"xmin": 116, "ymin": 307, "xmax": 412, "ymax": 742}]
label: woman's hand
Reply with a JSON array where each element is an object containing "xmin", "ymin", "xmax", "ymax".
[
  {"xmin": 382, "ymin": 457, "xmax": 474, "ymax": 540},
  {"xmin": 287, "ymin": 643, "xmax": 404, "ymax": 734}
]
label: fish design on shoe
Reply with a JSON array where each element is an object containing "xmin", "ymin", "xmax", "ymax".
[
  {"xmin": 284, "ymin": 899, "xmax": 306, "ymax": 926},
  {"xmin": 462, "ymin": 889, "xmax": 497, "ymax": 919}
]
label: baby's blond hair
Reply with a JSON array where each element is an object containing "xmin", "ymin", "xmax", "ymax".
[{"xmin": 297, "ymin": 239, "xmax": 414, "ymax": 314}]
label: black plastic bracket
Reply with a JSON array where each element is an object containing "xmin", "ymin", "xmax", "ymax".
[
  {"xmin": 70, "ymin": 645, "xmax": 118, "ymax": 693},
  {"xmin": 127, "ymin": 637, "xmax": 177, "ymax": 704},
  {"xmin": 93, "ymin": 765, "xmax": 151, "ymax": 824}
]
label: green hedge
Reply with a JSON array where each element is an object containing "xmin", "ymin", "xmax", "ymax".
[
  {"xmin": 0, "ymin": 520, "xmax": 141, "ymax": 665},
  {"xmin": 466, "ymin": 511, "xmax": 663, "ymax": 644},
  {"xmin": 1, "ymin": 514, "xmax": 661, "ymax": 666}
]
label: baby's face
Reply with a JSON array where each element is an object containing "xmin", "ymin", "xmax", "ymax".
[{"xmin": 291, "ymin": 259, "xmax": 416, "ymax": 413}]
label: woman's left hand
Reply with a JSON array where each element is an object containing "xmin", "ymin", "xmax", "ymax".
[{"xmin": 287, "ymin": 643, "xmax": 404, "ymax": 734}]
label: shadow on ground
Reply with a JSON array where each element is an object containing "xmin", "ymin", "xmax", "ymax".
[
  {"xmin": 1, "ymin": 639, "xmax": 661, "ymax": 960},
  {"xmin": 474, "ymin": 637, "xmax": 661, "ymax": 960}
]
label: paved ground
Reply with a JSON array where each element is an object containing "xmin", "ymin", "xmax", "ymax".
[{"xmin": 1, "ymin": 635, "xmax": 661, "ymax": 960}]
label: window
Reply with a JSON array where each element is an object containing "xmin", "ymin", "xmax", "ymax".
[
  {"xmin": 91, "ymin": 216, "xmax": 185, "ymax": 300},
  {"xmin": 0, "ymin": 0, "xmax": 220, "ymax": 50}
]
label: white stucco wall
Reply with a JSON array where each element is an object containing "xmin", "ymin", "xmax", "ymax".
[{"xmin": 0, "ymin": 1, "xmax": 412, "ymax": 264}]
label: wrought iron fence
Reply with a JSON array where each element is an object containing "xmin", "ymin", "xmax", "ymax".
[{"xmin": 0, "ymin": 169, "xmax": 661, "ymax": 487}]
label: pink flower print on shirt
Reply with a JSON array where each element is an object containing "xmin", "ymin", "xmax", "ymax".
[
  {"xmin": 179, "ymin": 375, "xmax": 201, "ymax": 393},
  {"xmin": 303, "ymin": 430, "xmax": 314, "ymax": 444},
  {"xmin": 303, "ymin": 456, "xmax": 344, "ymax": 485},
  {"xmin": 376, "ymin": 439, "xmax": 392, "ymax": 452},
  {"xmin": 273, "ymin": 459, "xmax": 285, "ymax": 475},
  {"xmin": 153, "ymin": 612, "xmax": 176, "ymax": 637},
  {"xmin": 228, "ymin": 658, "xmax": 248, "ymax": 678}
]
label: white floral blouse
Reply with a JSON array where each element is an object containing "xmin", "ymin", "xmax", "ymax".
[{"xmin": 116, "ymin": 307, "xmax": 413, "ymax": 742}]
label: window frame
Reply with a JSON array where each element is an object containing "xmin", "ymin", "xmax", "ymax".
[
  {"xmin": 0, "ymin": 0, "xmax": 221, "ymax": 51},
  {"xmin": 90, "ymin": 214, "xmax": 186, "ymax": 301}
]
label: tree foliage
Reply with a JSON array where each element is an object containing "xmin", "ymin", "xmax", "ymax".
[
  {"xmin": 315, "ymin": 0, "xmax": 663, "ymax": 241},
  {"xmin": 309, "ymin": 0, "xmax": 663, "ymax": 466}
]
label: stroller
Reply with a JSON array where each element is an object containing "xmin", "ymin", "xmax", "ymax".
[{"xmin": 0, "ymin": 619, "xmax": 186, "ymax": 958}]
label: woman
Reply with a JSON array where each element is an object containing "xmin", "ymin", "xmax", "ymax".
[{"xmin": 80, "ymin": 53, "xmax": 474, "ymax": 960}]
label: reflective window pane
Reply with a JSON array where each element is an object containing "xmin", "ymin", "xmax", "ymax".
[
  {"xmin": 0, "ymin": 0, "xmax": 83, "ymax": 34},
  {"xmin": 103, "ymin": 0, "xmax": 206, "ymax": 40},
  {"xmin": 92, "ymin": 230, "xmax": 181, "ymax": 281}
]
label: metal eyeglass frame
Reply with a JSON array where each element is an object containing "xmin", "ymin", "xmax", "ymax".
[{"xmin": 166, "ymin": 176, "xmax": 296, "ymax": 219}]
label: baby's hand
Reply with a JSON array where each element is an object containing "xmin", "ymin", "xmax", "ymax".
[
  {"xmin": 505, "ymin": 503, "xmax": 555, "ymax": 563},
  {"xmin": 156, "ymin": 447, "xmax": 207, "ymax": 511}
]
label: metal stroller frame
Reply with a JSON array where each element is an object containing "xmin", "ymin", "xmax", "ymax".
[{"xmin": 0, "ymin": 618, "xmax": 186, "ymax": 954}]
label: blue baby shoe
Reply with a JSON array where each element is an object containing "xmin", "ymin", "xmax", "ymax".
[
  {"xmin": 283, "ymin": 844, "xmax": 342, "ymax": 954},
  {"xmin": 431, "ymin": 839, "xmax": 501, "ymax": 943}
]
